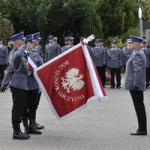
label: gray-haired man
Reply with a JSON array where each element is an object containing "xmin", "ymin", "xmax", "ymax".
[{"xmin": 124, "ymin": 36, "xmax": 147, "ymax": 136}]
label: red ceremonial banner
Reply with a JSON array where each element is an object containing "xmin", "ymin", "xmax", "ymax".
[{"xmin": 35, "ymin": 45, "xmax": 95, "ymax": 118}]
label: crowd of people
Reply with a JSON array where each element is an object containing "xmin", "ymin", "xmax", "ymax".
[
  {"xmin": 1, "ymin": 33, "xmax": 150, "ymax": 89},
  {"xmin": 0, "ymin": 32, "xmax": 150, "ymax": 139}
]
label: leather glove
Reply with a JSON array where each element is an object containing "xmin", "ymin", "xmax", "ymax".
[{"xmin": 0, "ymin": 85, "xmax": 7, "ymax": 92}]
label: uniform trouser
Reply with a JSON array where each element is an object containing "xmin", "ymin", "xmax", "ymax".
[
  {"xmin": 146, "ymin": 67, "xmax": 150, "ymax": 87},
  {"xmin": 110, "ymin": 68, "xmax": 121, "ymax": 87},
  {"xmin": 96, "ymin": 66, "xmax": 106, "ymax": 86},
  {"xmin": 35, "ymin": 92, "xmax": 41, "ymax": 120},
  {"xmin": 23, "ymin": 89, "xmax": 40, "ymax": 122},
  {"xmin": 10, "ymin": 86, "xmax": 28, "ymax": 129},
  {"xmin": 129, "ymin": 90, "xmax": 147, "ymax": 131},
  {"xmin": 0, "ymin": 65, "xmax": 7, "ymax": 85}
]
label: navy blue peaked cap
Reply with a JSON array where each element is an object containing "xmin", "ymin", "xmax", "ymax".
[
  {"xmin": 32, "ymin": 32, "xmax": 42, "ymax": 41},
  {"xmin": 64, "ymin": 36, "xmax": 70, "ymax": 41},
  {"xmin": 25, "ymin": 34, "xmax": 34, "ymax": 42},
  {"xmin": 95, "ymin": 38, "xmax": 103, "ymax": 43},
  {"xmin": 10, "ymin": 32, "xmax": 25, "ymax": 41},
  {"xmin": 130, "ymin": 36, "xmax": 144, "ymax": 43},
  {"xmin": 48, "ymin": 35, "xmax": 54, "ymax": 40}
]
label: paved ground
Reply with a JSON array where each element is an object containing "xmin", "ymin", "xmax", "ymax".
[{"xmin": 0, "ymin": 81, "xmax": 150, "ymax": 150}]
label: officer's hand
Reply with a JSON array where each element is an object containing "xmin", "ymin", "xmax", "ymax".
[{"xmin": 0, "ymin": 85, "xmax": 7, "ymax": 92}]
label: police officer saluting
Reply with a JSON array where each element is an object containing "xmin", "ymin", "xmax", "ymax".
[
  {"xmin": 124, "ymin": 36, "xmax": 147, "ymax": 136},
  {"xmin": 45, "ymin": 35, "xmax": 61, "ymax": 62},
  {"xmin": 92, "ymin": 39, "xmax": 107, "ymax": 86},
  {"xmin": 1, "ymin": 32, "xmax": 30, "ymax": 140}
]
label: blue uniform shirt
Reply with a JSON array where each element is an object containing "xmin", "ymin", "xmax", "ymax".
[
  {"xmin": 107, "ymin": 48, "xmax": 123, "ymax": 68},
  {"xmin": 9, "ymin": 44, "xmax": 30, "ymax": 90},
  {"xmin": 0, "ymin": 45, "xmax": 8, "ymax": 65},
  {"xmin": 45, "ymin": 43, "xmax": 61, "ymax": 62},
  {"xmin": 92, "ymin": 47, "xmax": 107, "ymax": 67}
]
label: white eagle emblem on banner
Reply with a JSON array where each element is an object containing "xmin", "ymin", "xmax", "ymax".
[{"xmin": 61, "ymin": 68, "xmax": 85, "ymax": 93}]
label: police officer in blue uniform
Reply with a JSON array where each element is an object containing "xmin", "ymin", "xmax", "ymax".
[
  {"xmin": 53, "ymin": 36, "xmax": 61, "ymax": 54},
  {"xmin": 22, "ymin": 34, "xmax": 43, "ymax": 135},
  {"xmin": 61, "ymin": 36, "xmax": 72, "ymax": 52},
  {"xmin": 45, "ymin": 35, "xmax": 54, "ymax": 62},
  {"xmin": 107, "ymin": 40, "xmax": 123, "ymax": 88},
  {"xmin": 124, "ymin": 36, "xmax": 147, "ymax": 135},
  {"xmin": 1, "ymin": 32, "xmax": 30, "ymax": 140},
  {"xmin": 69, "ymin": 36, "xmax": 74, "ymax": 48},
  {"xmin": 122, "ymin": 39, "xmax": 133, "ymax": 69},
  {"xmin": 27, "ymin": 33, "xmax": 44, "ymax": 131},
  {"xmin": 45, "ymin": 35, "xmax": 61, "ymax": 62},
  {"xmin": 0, "ymin": 36, "xmax": 8, "ymax": 86},
  {"xmin": 92, "ymin": 39, "xmax": 107, "ymax": 86},
  {"xmin": 142, "ymin": 40, "xmax": 150, "ymax": 88},
  {"xmin": 32, "ymin": 32, "xmax": 43, "ymax": 57}
]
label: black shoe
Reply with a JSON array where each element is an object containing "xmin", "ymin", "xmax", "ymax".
[
  {"xmin": 130, "ymin": 130, "xmax": 147, "ymax": 136},
  {"xmin": 35, "ymin": 122, "xmax": 44, "ymax": 130},
  {"xmin": 116, "ymin": 86, "xmax": 121, "ymax": 89},
  {"xmin": 29, "ymin": 119, "xmax": 44, "ymax": 130},
  {"xmin": 29, "ymin": 128, "xmax": 42, "ymax": 135},
  {"xmin": 110, "ymin": 86, "xmax": 115, "ymax": 89},
  {"xmin": 13, "ymin": 131, "xmax": 30, "ymax": 140}
]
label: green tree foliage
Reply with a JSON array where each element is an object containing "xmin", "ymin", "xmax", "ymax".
[
  {"xmin": 0, "ymin": 12, "xmax": 14, "ymax": 39},
  {"xmin": 0, "ymin": 0, "xmax": 138, "ymax": 41},
  {"xmin": 0, "ymin": 0, "xmax": 49, "ymax": 36},
  {"xmin": 47, "ymin": 0, "xmax": 102, "ymax": 38},
  {"xmin": 81, "ymin": 1, "xmax": 102, "ymax": 36},
  {"xmin": 96, "ymin": 0, "xmax": 138, "ymax": 37},
  {"xmin": 142, "ymin": 0, "xmax": 150, "ymax": 21}
]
